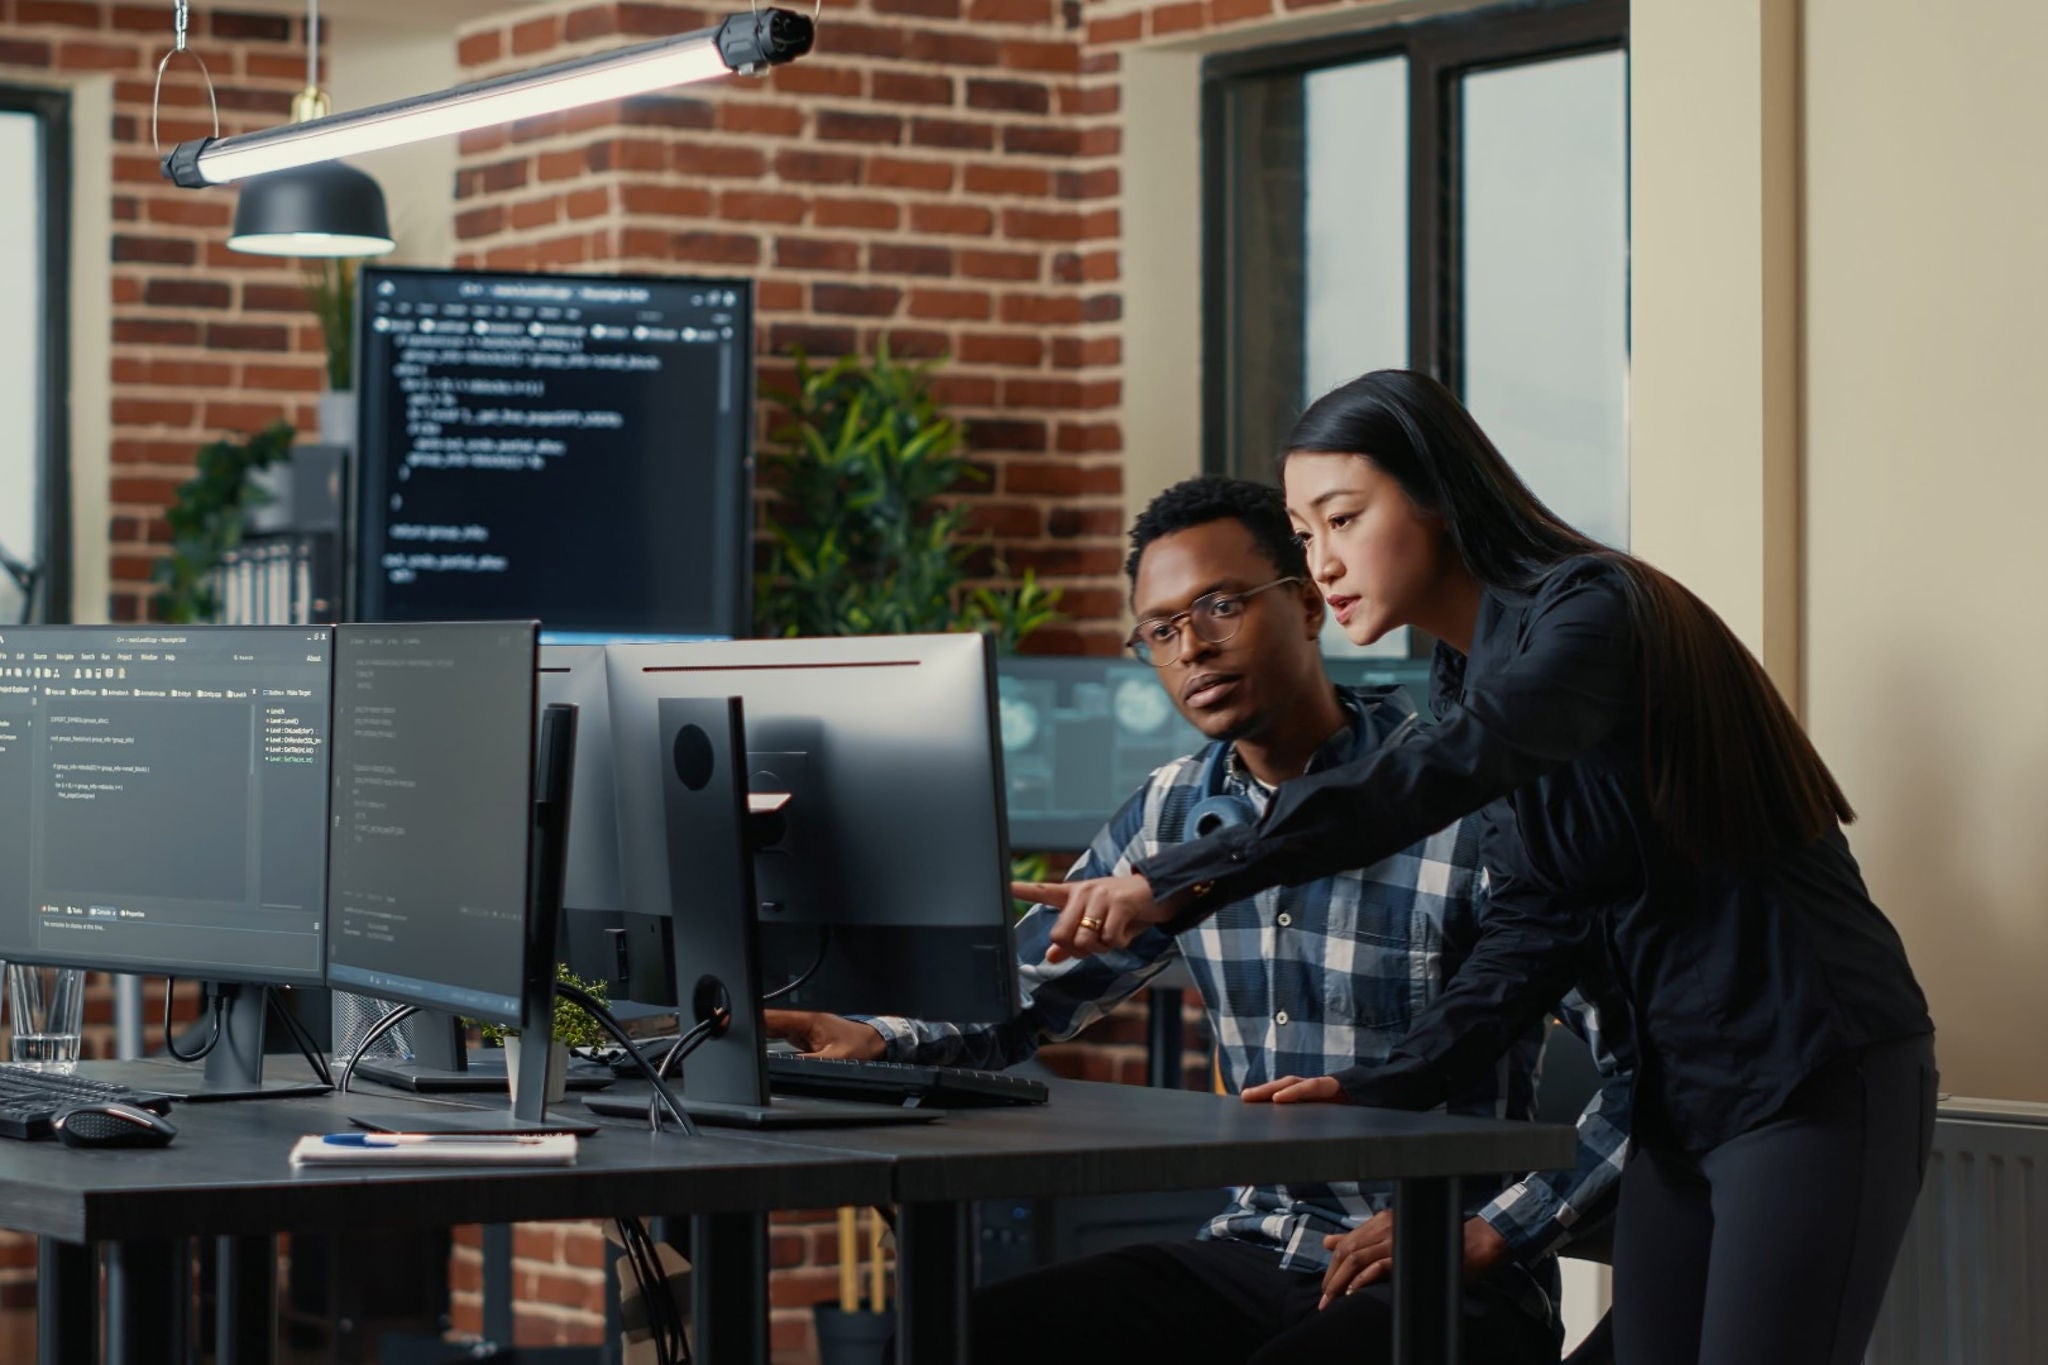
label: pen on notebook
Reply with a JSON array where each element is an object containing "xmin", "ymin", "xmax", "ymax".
[{"xmin": 321, "ymin": 1133, "xmax": 549, "ymax": 1146}]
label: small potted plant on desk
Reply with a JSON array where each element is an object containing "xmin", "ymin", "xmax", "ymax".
[{"xmin": 476, "ymin": 964, "xmax": 608, "ymax": 1107}]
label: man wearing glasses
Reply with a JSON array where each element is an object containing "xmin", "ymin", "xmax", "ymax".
[{"xmin": 767, "ymin": 477, "xmax": 1626, "ymax": 1365}]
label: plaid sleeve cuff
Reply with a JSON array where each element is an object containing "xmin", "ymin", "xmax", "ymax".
[
  {"xmin": 1477, "ymin": 1179, "xmax": 1572, "ymax": 1262},
  {"xmin": 847, "ymin": 1014, "xmax": 918, "ymax": 1062}
]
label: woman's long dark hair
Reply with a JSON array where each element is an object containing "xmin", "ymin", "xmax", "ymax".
[{"xmin": 1284, "ymin": 369, "xmax": 1851, "ymax": 867}]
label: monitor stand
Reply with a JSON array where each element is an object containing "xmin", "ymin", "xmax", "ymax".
[
  {"xmin": 78, "ymin": 982, "xmax": 331, "ymax": 1102},
  {"xmin": 581, "ymin": 695, "xmax": 933, "ymax": 1131}
]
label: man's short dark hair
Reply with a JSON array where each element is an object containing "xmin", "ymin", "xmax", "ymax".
[{"xmin": 1124, "ymin": 477, "xmax": 1311, "ymax": 585}]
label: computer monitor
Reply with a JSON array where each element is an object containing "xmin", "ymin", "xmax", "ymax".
[
  {"xmin": 996, "ymin": 653, "xmax": 1437, "ymax": 851},
  {"xmin": 598, "ymin": 634, "xmax": 1017, "ymax": 1122},
  {"xmin": 350, "ymin": 266, "xmax": 754, "ymax": 638},
  {"xmin": 324, "ymin": 621, "xmax": 587, "ymax": 1132},
  {"xmin": 0, "ymin": 625, "xmax": 334, "ymax": 1098}
]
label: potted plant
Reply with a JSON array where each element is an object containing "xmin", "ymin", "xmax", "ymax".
[
  {"xmin": 475, "ymin": 964, "xmax": 609, "ymax": 1107},
  {"xmin": 151, "ymin": 421, "xmax": 296, "ymax": 623},
  {"xmin": 754, "ymin": 339, "xmax": 1060, "ymax": 650}
]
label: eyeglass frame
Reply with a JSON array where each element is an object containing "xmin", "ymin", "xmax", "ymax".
[{"xmin": 1124, "ymin": 576, "xmax": 1305, "ymax": 666}]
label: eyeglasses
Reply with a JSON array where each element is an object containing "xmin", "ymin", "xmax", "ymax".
[{"xmin": 1125, "ymin": 577, "xmax": 1303, "ymax": 667}]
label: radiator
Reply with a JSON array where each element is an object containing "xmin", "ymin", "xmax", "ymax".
[{"xmin": 1865, "ymin": 1097, "xmax": 2047, "ymax": 1365}]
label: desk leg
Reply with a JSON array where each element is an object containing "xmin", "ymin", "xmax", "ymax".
[
  {"xmin": 896, "ymin": 1200, "xmax": 970, "ymax": 1365},
  {"xmin": 690, "ymin": 1211, "xmax": 767, "ymax": 1365},
  {"xmin": 1147, "ymin": 986, "xmax": 1185, "ymax": 1088},
  {"xmin": 106, "ymin": 1237, "xmax": 189, "ymax": 1365},
  {"xmin": 1393, "ymin": 1177, "xmax": 1461, "ymax": 1365},
  {"xmin": 36, "ymin": 1238, "xmax": 93, "ymax": 1365},
  {"xmin": 215, "ymin": 1234, "xmax": 276, "ymax": 1365},
  {"xmin": 482, "ymin": 1224, "xmax": 515, "ymax": 1345}
]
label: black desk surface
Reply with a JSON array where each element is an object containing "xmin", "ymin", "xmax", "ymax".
[
  {"xmin": 0, "ymin": 1080, "xmax": 1578, "ymax": 1246},
  {"xmin": 0, "ymin": 1087, "xmax": 895, "ymax": 1245},
  {"xmin": 584, "ymin": 1078, "xmax": 1582, "ymax": 1204}
]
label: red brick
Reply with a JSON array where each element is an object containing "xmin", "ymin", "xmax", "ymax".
[
  {"xmin": 673, "ymin": 144, "xmax": 768, "ymax": 178},
  {"xmin": 1057, "ymin": 421, "xmax": 1122, "ymax": 453},
  {"xmin": 907, "ymin": 287, "xmax": 992, "ymax": 322},
  {"xmin": 876, "ymin": 329, "xmax": 951, "ymax": 360},
  {"xmin": 143, "ymin": 360, "xmax": 233, "ymax": 388},
  {"xmin": 1002, "ymin": 207, "xmax": 1082, "ymax": 242},
  {"xmin": 458, "ymin": 30, "xmax": 503, "ymax": 66},
  {"xmin": 872, "ymin": 72, "xmax": 955, "ymax": 107},
  {"xmin": 773, "ymin": 148, "xmax": 863, "ymax": 184},
  {"xmin": 720, "ymin": 103, "xmax": 805, "ymax": 137},
  {"xmin": 617, "ymin": 2, "xmax": 708, "ymax": 37},
  {"xmin": 1000, "ymin": 293, "xmax": 1084, "ymax": 325},
  {"xmin": 111, "ymin": 398, "xmax": 197, "ymax": 428},
  {"xmin": 1004, "ymin": 378, "xmax": 1085, "ymax": 408},
  {"xmin": 969, "ymin": 0, "xmax": 1054, "ymax": 21},
  {"xmin": 869, "ymin": 243, "xmax": 954, "ymax": 277},
  {"xmin": 1004, "ymin": 124, "xmax": 1083, "ymax": 157},
  {"xmin": 966, "ymin": 502, "xmax": 1046, "ymax": 538},
  {"xmin": 17, "ymin": 1, "xmax": 101, "ymax": 27},
  {"xmin": 905, "ymin": 30, "xmax": 1002, "ymax": 66},
  {"xmin": 911, "ymin": 117, "xmax": 996, "ymax": 153},
  {"xmin": 564, "ymin": 6, "xmax": 618, "ymax": 42},
  {"xmin": 1081, "ymin": 126, "xmax": 1123, "ymax": 157},
  {"xmin": 719, "ymin": 190, "xmax": 808, "ymax": 224},
  {"xmin": 910, "ymin": 203, "xmax": 995, "ymax": 237},
  {"xmin": 965, "ymin": 163, "xmax": 1053, "ymax": 198},
  {"xmin": 817, "ymin": 21, "xmax": 907, "ymax": 59},
  {"xmin": 205, "ymin": 401, "xmax": 290, "ymax": 432},
  {"xmin": 1001, "ymin": 40, "xmax": 1081, "ymax": 73},
  {"xmin": 1210, "ymin": 0, "xmax": 1276, "ymax": 22},
  {"xmin": 932, "ymin": 374, "xmax": 999, "ymax": 406},
  {"xmin": 111, "ymin": 476, "xmax": 188, "ymax": 506},
  {"xmin": 816, "ymin": 110, "xmax": 903, "ymax": 146},
  {"xmin": 769, "ymin": 322, "xmax": 858, "ymax": 356},
  {"xmin": 875, "ymin": 0, "xmax": 960, "ymax": 16},
  {"xmin": 775, "ymin": 236, "xmax": 860, "ymax": 272},
  {"xmin": 959, "ymin": 249, "xmax": 1041, "ymax": 282},
  {"xmin": 966, "ymin": 418, "xmax": 1047, "ymax": 452},
  {"xmin": 867, "ymin": 157, "xmax": 954, "ymax": 192},
  {"xmin": 1152, "ymin": 3, "xmax": 1207, "ymax": 36},
  {"xmin": 143, "ymin": 197, "xmax": 231, "ymax": 229},
  {"xmin": 758, "ymin": 280, "xmax": 804, "ymax": 311},
  {"xmin": 0, "ymin": 39, "xmax": 54, "ymax": 67},
  {"xmin": 812, "ymin": 284, "xmax": 903, "ymax": 318},
  {"xmin": 1061, "ymin": 84, "xmax": 1122, "ymax": 118},
  {"xmin": 814, "ymin": 197, "xmax": 900, "ymax": 231},
  {"xmin": 960, "ymin": 332, "xmax": 1046, "ymax": 368},
  {"xmin": 204, "ymin": 321, "xmax": 291, "ymax": 352},
  {"xmin": 621, "ymin": 95, "xmax": 715, "ymax": 131},
  {"xmin": 1057, "ymin": 167, "xmax": 1121, "ymax": 201},
  {"xmin": 113, "ymin": 235, "xmax": 196, "ymax": 266},
  {"xmin": 510, "ymin": 112, "xmax": 568, "ymax": 145},
  {"xmin": 455, "ymin": 205, "xmax": 506, "ymax": 240},
  {"xmin": 566, "ymin": 187, "xmax": 610, "ymax": 220},
  {"xmin": 510, "ymin": 196, "xmax": 561, "ymax": 230},
  {"xmin": 143, "ymin": 279, "xmax": 231, "ymax": 310},
  {"xmin": 586, "ymin": 138, "xmax": 666, "ymax": 173},
  {"xmin": 537, "ymin": 149, "xmax": 588, "ymax": 182},
  {"xmin": 662, "ymin": 230, "xmax": 762, "ymax": 266},
  {"xmin": 1086, "ymin": 13, "xmax": 1143, "ymax": 43},
  {"xmin": 208, "ymin": 11, "xmax": 292, "ymax": 41},
  {"xmin": 114, "ymin": 318, "xmax": 201, "ymax": 346},
  {"xmin": 511, "ymin": 15, "xmax": 562, "ymax": 55},
  {"xmin": 969, "ymin": 79, "xmax": 1052, "ymax": 116},
  {"xmin": 772, "ymin": 64, "xmax": 863, "ymax": 99},
  {"xmin": 240, "ymin": 364, "xmax": 322, "ymax": 393}
]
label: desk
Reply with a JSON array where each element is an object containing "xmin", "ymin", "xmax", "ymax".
[
  {"xmin": 603, "ymin": 1078, "xmax": 1580, "ymax": 1365},
  {"xmin": 1, "ymin": 1082, "xmax": 1574, "ymax": 1365}
]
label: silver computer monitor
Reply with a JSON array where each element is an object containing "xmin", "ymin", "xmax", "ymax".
[{"xmin": 606, "ymin": 633, "xmax": 1020, "ymax": 1024}]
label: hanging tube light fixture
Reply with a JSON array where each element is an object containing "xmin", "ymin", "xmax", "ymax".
[{"xmin": 162, "ymin": 7, "xmax": 815, "ymax": 189}]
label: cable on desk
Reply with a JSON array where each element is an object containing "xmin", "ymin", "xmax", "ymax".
[
  {"xmin": 554, "ymin": 981, "xmax": 698, "ymax": 1138},
  {"xmin": 163, "ymin": 978, "xmax": 224, "ymax": 1062},
  {"xmin": 760, "ymin": 926, "xmax": 830, "ymax": 1003},
  {"xmin": 266, "ymin": 987, "xmax": 333, "ymax": 1086},
  {"xmin": 616, "ymin": 1214, "xmax": 689, "ymax": 1365},
  {"xmin": 337, "ymin": 1003, "xmax": 418, "ymax": 1095}
]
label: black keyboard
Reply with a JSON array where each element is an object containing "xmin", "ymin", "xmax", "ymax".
[
  {"xmin": 765, "ymin": 1053, "xmax": 1048, "ymax": 1108},
  {"xmin": 0, "ymin": 1065, "xmax": 176, "ymax": 1141}
]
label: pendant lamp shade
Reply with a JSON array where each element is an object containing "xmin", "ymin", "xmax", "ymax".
[{"xmin": 228, "ymin": 160, "xmax": 395, "ymax": 257}]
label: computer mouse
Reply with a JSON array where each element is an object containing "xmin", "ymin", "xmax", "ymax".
[{"xmin": 53, "ymin": 1102, "xmax": 178, "ymax": 1149}]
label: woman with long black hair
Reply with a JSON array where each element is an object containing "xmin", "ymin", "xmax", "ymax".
[{"xmin": 1029, "ymin": 370, "xmax": 1935, "ymax": 1365}]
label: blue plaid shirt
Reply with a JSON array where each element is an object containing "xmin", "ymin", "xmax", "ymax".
[{"xmin": 863, "ymin": 686, "xmax": 1630, "ymax": 1331}]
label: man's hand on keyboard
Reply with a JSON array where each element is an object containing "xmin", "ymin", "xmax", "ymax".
[{"xmin": 761, "ymin": 1009, "xmax": 887, "ymax": 1061}]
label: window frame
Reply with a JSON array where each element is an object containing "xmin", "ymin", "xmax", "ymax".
[
  {"xmin": 1200, "ymin": 0, "xmax": 1627, "ymax": 477},
  {"xmin": 0, "ymin": 83, "xmax": 73, "ymax": 622}
]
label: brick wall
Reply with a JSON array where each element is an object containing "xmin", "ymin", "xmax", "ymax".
[
  {"xmin": 1, "ymin": 1, "xmax": 337, "ymax": 624},
  {"xmin": 448, "ymin": 0, "xmax": 1129, "ymax": 654}
]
